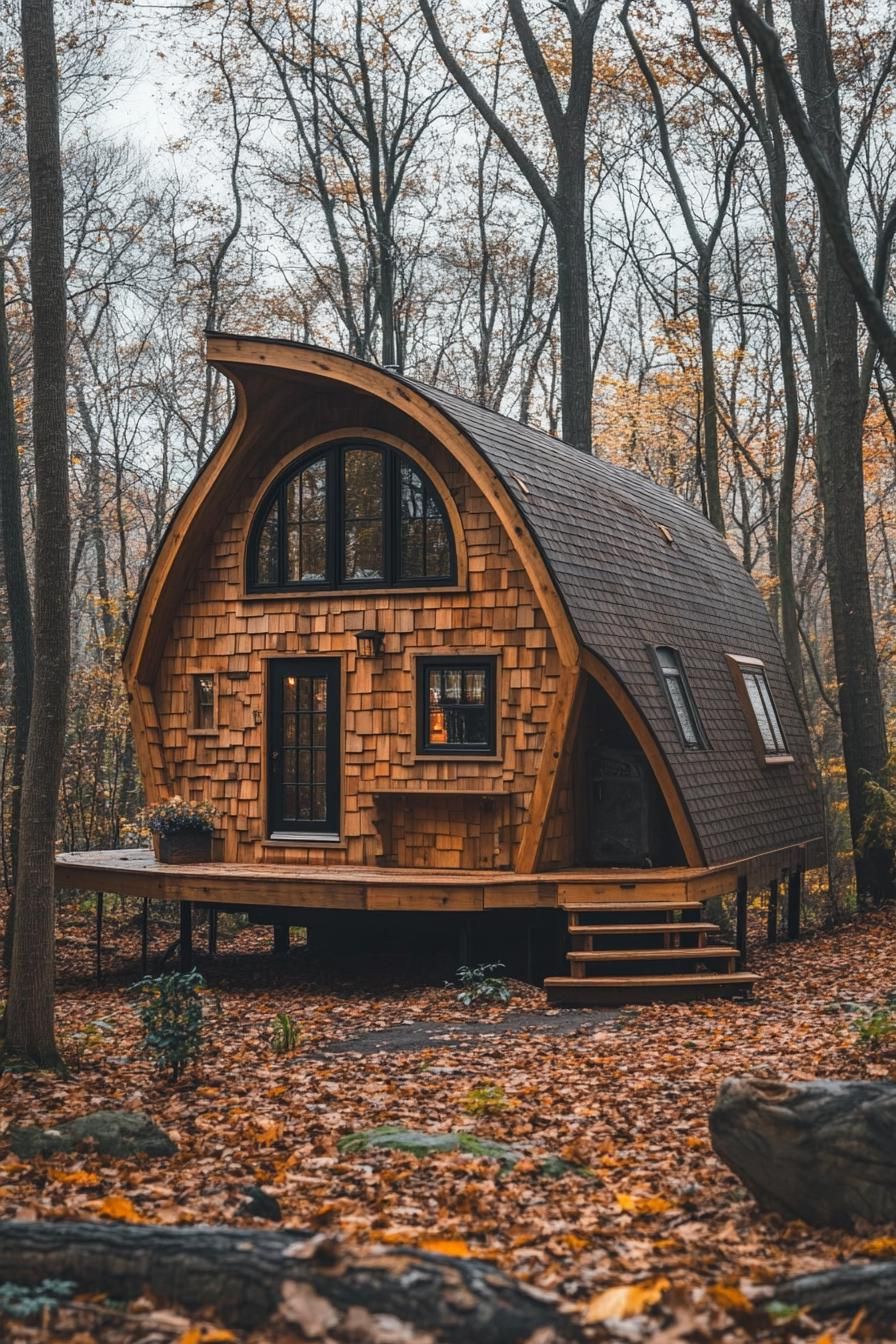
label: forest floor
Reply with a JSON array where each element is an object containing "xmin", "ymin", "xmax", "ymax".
[{"xmin": 2, "ymin": 898, "xmax": 896, "ymax": 1343}]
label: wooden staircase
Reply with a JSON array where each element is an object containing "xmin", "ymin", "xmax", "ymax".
[{"xmin": 544, "ymin": 901, "xmax": 758, "ymax": 1005}]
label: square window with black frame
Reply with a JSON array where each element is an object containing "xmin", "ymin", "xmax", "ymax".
[{"xmin": 418, "ymin": 658, "xmax": 496, "ymax": 754}]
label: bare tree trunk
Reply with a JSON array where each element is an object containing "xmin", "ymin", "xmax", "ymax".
[
  {"xmin": 0, "ymin": 1222, "xmax": 581, "ymax": 1341},
  {"xmin": 555, "ymin": 173, "xmax": 592, "ymax": 455},
  {"xmin": 419, "ymin": 0, "xmax": 602, "ymax": 452},
  {"xmin": 775, "ymin": 1263, "xmax": 896, "ymax": 1319},
  {"xmin": 733, "ymin": 0, "xmax": 896, "ymax": 380},
  {"xmin": 788, "ymin": 0, "xmax": 891, "ymax": 904},
  {"xmin": 695, "ymin": 255, "xmax": 725, "ymax": 533},
  {"xmin": 0, "ymin": 254, "xmax": 34, "ymax": 969},
  {"xmin": 621, "ymin": 2, "xmax": 744, "ymax": 533},
  {"xmin": 4, "ymin": 0, "xmax": 70, "ymax": 1065},
  {"xmin": 760, "ymin": 31, "xmax": 803, "ymax": 683}
]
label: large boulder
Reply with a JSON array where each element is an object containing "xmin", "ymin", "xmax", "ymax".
[{"xmin": 9, "ymin": 1110, "xmax": 176, "ymax": 1160}]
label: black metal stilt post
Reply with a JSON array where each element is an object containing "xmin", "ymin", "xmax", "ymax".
[
  {"xmin": 179, "ymin": 901, "xmax": 193, "ymax": 971},
  {"xmin": 141, "ymin": 897, "xmax": 149, "ymax": 974},
  {"xmin": 767, "ymin": 879, "xmax": 779, "ymax": 945},
  {"xmin": 787, "ymin": 866, "xmax": 802, "ymax": 941},
  {"xmin": 458, "ymin": 917, "xmax": 472, "ymax": 968},
  {"xmin": 273, "ymin": 922, "xmax": 289, "ymax": 957},
  {"xmin": 735, "ymin": 874, "xmax": 748, "ymax": 968},
  {"xmin": 95, "ymin": 892, "xmax": 104, "ymax": 985},
  {"xmin": 208, "ymin": 906, "xmax": 218, "ymax": 956}
]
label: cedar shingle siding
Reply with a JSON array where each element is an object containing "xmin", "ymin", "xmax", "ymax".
[{"xmin": 413, "ymin": 380, "xmax": 823, "ymax": 866}]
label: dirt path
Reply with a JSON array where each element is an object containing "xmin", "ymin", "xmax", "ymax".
[{"xmin": 317, "ymin": 1006, "xmax": 614, "ymax": 1054}]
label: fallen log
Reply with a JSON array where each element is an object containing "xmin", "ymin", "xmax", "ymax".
[
  {"xmin": 0, "ymin": 1220, "xmax": 581, "ymax": 1342},
  {"xmin": 710, "ymin": 1077, "xmax": 896, "ymax": 1227},
  {"xmin": 775, "ymin": 1263, "xmax": 896, "ymax": 1318}
]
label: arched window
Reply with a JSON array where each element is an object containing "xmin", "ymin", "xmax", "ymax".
[{"xmin": 248, "ymin": 442, "xmax": 455, "ymax": 591}]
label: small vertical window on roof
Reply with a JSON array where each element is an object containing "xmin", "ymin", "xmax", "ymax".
[
  {"xmin": 726, "ymin": 655, "xmax": 791, "ymax": 764},
  {"xmin": 654, "ymin": 647, "xmax": 706, "ymax": 750}
]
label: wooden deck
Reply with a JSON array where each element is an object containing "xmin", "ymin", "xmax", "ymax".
[{"xmin": 54, "ymin": 849, "xmax": 741, "ymax": 912}]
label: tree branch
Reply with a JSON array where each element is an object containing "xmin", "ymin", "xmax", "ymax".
[
  {"xmin": 731, "ymin": 0, "xmax": 896, "ymax": 381},
  {"xmin": 418, "ymin": 0, "xmax": 556, "ymax": 221}
]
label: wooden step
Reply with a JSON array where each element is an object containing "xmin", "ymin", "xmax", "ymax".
[
  {"xmin": 544, "ymin": 972, "xmax": 759, "ymax": 1006},
  {"xmin": 568, "ymin": 945, "xmax": 738, "ymax": 963},
  {"xmin": 568, "ymin": 921, "xmax": 720, "ymax": 936},
  {"xmin": 564, "ymin": 901, "xmax": 704, "ymax": 915}
]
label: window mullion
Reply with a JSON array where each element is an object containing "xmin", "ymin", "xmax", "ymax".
[
  {"xmin": 386, "ymin": 448, "xmax": 396, "ymax": 585},
  {"xmin": 278, "ymin": 483, "xmax": 286, "ymax": 586},
  {"xmin": 331, "ymin": 445, "xmax": 341, "ymax": 586}
]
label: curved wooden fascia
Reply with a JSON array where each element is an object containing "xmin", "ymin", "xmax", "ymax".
[
  {"xmin": 579, "ymin": 648, "xmax": 706, "ymax": 868},
  {"xmin": 206, "ymin": 336, "xmax": 581, "ymax": 669},
  {"xmin": 515, "ymin": 663, "xmax": 584, "ymax": 873},
  {"xmin": 238, "ymin": 425, "xmax": 470, "ymax": 595}
]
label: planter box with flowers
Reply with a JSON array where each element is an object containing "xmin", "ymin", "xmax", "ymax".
[{"xmin": 143, "ymin": 797, "xmax": 218, "ymax": 864}]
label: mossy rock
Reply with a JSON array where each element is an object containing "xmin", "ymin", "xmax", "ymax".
[
  {"xmin": 9, "ymin": 1110, "xmax": 176, "ymax": 1159},
  {"xmin": 338, "ymin": 1125, "xmax": 584, "ymax": 1178}
]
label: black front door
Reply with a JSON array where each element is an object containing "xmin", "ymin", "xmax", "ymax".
[{"xmin": 268, "ymin": 658, "xmax": 340, "ymax": 839}]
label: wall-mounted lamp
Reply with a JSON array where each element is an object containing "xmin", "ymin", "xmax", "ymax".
[{"xmin": 356, "ymin": 629, "xmax": 385, "ymax": 659}]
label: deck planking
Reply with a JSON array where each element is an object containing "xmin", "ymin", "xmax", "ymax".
[{"xmin": 55, "ymin": 848, "xmax": 743, "ymax": 912}]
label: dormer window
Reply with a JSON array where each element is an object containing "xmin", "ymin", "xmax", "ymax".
[
  {"xmin": 726, "ymin": 655, "xmax": 792, "ymax": 765},
  {"xmin": 653, "ymin": 646, "xmax": 707, "ymax": 750},
  {"xmin": 248, "ymin": 442, "xmax": 454, "ymax": 591}
]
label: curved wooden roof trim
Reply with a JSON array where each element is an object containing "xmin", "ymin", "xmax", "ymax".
[
  {"xmin": 205, "ymin": 335, "xmax": 581, "ymax": 669},
  {"xmin": 239, "ymin": 425, "xmax": 469, "ymax": 595}
]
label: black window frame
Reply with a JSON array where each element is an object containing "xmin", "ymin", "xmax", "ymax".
[
  {"xmin": 651, "ymin": 646, "xmax": 708, "ymax": 751},
  {"xmin": 267, "ymin": 657, "xmax": 341, "ymax": 839},
  {"xmin": 416, "ymin": 656, "xmax": 498, "ymax": 756},
  {"xmin": 247, "ymin": 440, "xmax": 456, "ymax": 592}
]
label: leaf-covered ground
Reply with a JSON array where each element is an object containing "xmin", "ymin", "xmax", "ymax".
[{"xmin": 3, "ymin": 901, "xmax": 896, "ymax": 1342}]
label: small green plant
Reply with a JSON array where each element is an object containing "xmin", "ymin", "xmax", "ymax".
[
  {"xmin": 132, "ymin": 969, "xmax": 205, "ymax": 1081},
  {"xmin": 270, "ymin": 1011, "xmax": 301, "ymax": 1054},
  {"xmin": 452, "ymin": 962, "xmax": 512, "ymax": 1007},
  {"xmin": 854, "ymin": 1003, "xmax": 896, "ymax": 1050},
  {"xmin": 0, "ymin": 1279, "xmax": 75, "ymax": 1320},
  {"xmin": 463, "ymin": 1083, "xmax": 508, "ymax": 1116}
]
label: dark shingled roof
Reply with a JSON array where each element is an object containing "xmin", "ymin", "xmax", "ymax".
[{"xmin": 406, "ymin": 378, "xmax": 823, "ymax": 867}]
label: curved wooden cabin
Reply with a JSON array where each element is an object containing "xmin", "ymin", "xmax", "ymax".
[{"xmin": 56, "ymin": 334, "xmax": 825, "ymax": 1003}]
